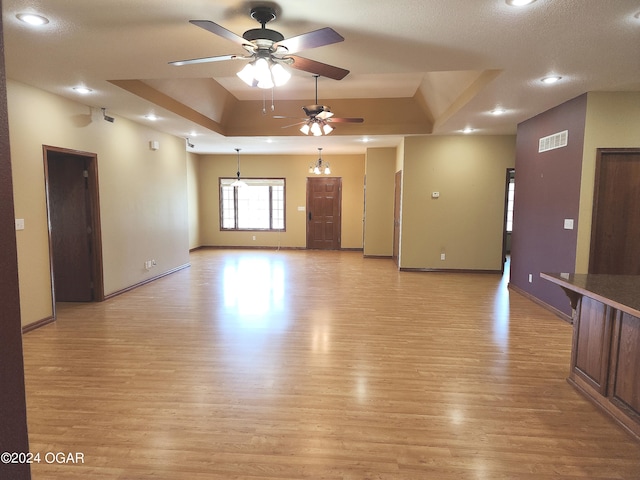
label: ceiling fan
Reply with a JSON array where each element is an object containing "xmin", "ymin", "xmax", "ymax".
[
  {"xmin": 169, "ymin": 6, "xmax": 350, "ymax": 88},
  {"xmin": 275, "ymin": 75, "xmax": 364, "ymax": 136}
]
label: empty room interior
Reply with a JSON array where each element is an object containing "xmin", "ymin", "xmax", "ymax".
[{"xmin": 1, "ymin": 1, "xmax": 640, "ymax": 479}]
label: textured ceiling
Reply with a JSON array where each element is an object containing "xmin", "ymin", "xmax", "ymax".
[{"xmin": 3, "ymin": 0, "xmax": 640, "ymax": 154}]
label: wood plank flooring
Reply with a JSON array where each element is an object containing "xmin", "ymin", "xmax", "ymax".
[{"xmin": 22, "ymin": 249, "xmax": 640, "ymax": 479}]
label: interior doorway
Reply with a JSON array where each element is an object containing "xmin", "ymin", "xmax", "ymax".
[
  {"xmin": 44, "ymin": 146, "xmax": 104, "ymax": 304},
  {"xmin": 502, "ymin": 168, "xmax": 515, "ymax": 274},
  {"xmin": 589, "ymin": 148, "xmax": 640, "ymax": 274},
  {"xmin": 306, "ymin": 176, "xmax": 342, "ymax": 250}
]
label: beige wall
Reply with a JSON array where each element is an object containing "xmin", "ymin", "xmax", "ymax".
[
  {"xmin": 187, "ymin": 152, "xmax": 201, "ymax": 250},
  {"xmin": 575, "ymin": 91, "xmax": 640, "ymax": 272},
  {"xmin": 8, "ymin": 80, "xmax": 190, "ymax": 326},
  {"xmin": 363, "ymin": 147, "xmax": 396, "ymax": 256},
  {"xmin": 400, "ymin": 135, "xmax": 516, "ymax": 270},
  {"xmin": 198, "ymin": 153, "xmax": 365, "ymax": 249}
]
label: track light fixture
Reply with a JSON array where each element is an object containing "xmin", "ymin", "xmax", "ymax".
[
  {"xmin": 186, "ymin": 138, "xmax": 195, "ymax": 148},
  {"xmin": 101, "ymin": 108, "xmax": 114, "ymax": 123},
  {"xmin": 308, "ymin": 147, "xmax": 331, "ymax": 175}
]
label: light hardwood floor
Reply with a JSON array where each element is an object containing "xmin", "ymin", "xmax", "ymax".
[{"xmin": 22, "ymin": 249, "xmax": 640, "ymax": 479}]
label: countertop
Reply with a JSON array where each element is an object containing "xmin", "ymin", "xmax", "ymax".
[{"xmin": 541, "ymin": 273, "xmax": 640, "ymax": 318}]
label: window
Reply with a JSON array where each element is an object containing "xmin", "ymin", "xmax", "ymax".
[
  {"xmin": 220, "ymin": 178, "xmax": 285, "ymax": 231},
  {"xmin": 506, "ymin": 176, "xmax": 515, "ymax": 232}
]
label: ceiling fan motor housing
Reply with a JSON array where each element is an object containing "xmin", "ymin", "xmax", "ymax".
[
  {"xmin": 243, "ymin": 28, "xmax": 284, "ymax": 43},
  {"xmin": 303, "ymin": 105, "xmax": 331, "ymax": 117}
]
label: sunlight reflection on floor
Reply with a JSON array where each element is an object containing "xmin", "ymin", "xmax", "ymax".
[{"xmin": 221, "ymin": 255, "xmax": 287, "ymax": 328}]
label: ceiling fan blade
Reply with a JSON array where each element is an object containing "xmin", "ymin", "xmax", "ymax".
[
  {"xmin": 169, "ymin": 54, "xmax": 244, "ymax": 66},
  {"xmin": 287, "ymin": 55, "xmax": 349, "ymax": 80},
  {"xmin": 328, "ymin": 117, "xmax": 365, "ymax": 123},
  {"xmin": 281, "ymin": 121, "xmax": 307, "ymax": 128},
  {"xmin": 273, "ymin": 115, "xmax": 304, "ymax": 120},
  {"xmin": 276, "ymin": 27, "xmax": 344, "ymax": 54},
  {"xmin": 189, "ymin": 20, "xmax": 248, "ymax": 46}
]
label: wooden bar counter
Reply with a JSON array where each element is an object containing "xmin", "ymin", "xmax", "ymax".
[{"xmin": 541, "ymin": 273, "xmax": 640, "ymax": 440}]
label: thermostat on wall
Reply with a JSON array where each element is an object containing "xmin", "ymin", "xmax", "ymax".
[{"xmin": 431, "ymin": 192, "xmax": 440, "ymax": 198}]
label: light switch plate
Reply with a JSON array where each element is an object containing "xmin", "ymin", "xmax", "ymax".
[
  {"xmin": 15, "ymin": 218, "xmax": 25, "ymax": 230},
  {"xmin": 564, "ymin": 218, "xmax": 574, "ymax": 230}
]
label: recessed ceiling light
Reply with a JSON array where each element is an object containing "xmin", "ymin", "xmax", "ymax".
[
  {"xmin": 506, "ymin": 0, "xmax": 536, "ymax": 6},
  {"xmin": 541, "ymin": 75, "xmax": 562, "ymax": 84},
  {"xmin": 145, "ymin": 114, "xmax": 158, "ymax": 121},
  {"xmin": 16, "ymin": 13, "xmax": 49, "ymax": 25},
  {"xmin": 491, "ymin": 108, "xmax": 506, "ymax": 115},
  {"xmin": 73, "ymin": 86, "xmax": 93, "ymax": 94},
  {"xmin": 462, "ymin": 127, "xmax": 474, "ymax": 134}
]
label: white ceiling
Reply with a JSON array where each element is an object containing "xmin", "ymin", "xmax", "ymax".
[{"xmin": 3, "ymin": 0, "xmax": 640, "ymax": 154}]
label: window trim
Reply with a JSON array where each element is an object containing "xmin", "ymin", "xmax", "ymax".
[{"xmin": 218, "ymin": 177, "xmax": 286, "ymax": 232}]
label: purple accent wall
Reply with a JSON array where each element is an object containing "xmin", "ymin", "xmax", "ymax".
[
  {"xmin": 510, "ymin": 94, "xmax": 587, "ymax": 316},
  {"xmin": 0, "ymin": 3, "xmax": 32, "ymax": 478}
]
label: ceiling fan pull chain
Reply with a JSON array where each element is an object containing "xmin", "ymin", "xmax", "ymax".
[
  {"xmin": 271, "ymin": 87, "xmax": 275, "ymax": 112},
  {"xmin": 262, "ymin": 90, "xmax": 266, "ymax": 115}
]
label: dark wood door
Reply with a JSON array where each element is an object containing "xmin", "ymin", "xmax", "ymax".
[
  {"xmin": 47, "ymin": 153, "xmax": 94, "ymax": 301},
  {"xmin": 393, "ymin": 171, "xmax": 402, "ymax": 265},
  {"xmin": 589, "ymin": 149, "xmax": 640, "ymax": 274},
  {"xmin": 306, "ymin": 177, "xmax": 342, "ymax": 250}
]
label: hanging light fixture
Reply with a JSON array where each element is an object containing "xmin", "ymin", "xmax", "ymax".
[
  {"xmin": 231, "ymin": 148, "xmax": 247, "ymax": 187},
  {"xmin": 308, "ymin": 148, "xmax": 331, "ymax": 175},
  {"xmin": 236, "ymin": 53, "xmax": 291, "ymax": 89}
]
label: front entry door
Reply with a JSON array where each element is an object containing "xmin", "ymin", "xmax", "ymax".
[{"xmin": 306, "ymin": 177, "xmax": 342, "ymax": 250}]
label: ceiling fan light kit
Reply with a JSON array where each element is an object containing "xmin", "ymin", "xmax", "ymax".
[
  {"xmin": 299, "ymin": 118, "xmax": 334, "ymax": 136},
  {"xmin": 236, "ymin": 56, "xmax": 291, "ymax": 89}
]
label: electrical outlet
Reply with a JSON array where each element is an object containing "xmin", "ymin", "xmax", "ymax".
[
  {"xmin": 440, "ymin": 253, "xmax": 446, "ymax": 260},
  {"xmin": 528, "ymin": 273, "xmax": 533, "ymax": 283},
  {"xmin": 252, "ymin": 235, "xmax": 256, "ymax": 241}
]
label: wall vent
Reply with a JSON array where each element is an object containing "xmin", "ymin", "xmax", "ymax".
[{"xmin": 538, "ymin": 130, "xmax": 568, "ymax": 153}]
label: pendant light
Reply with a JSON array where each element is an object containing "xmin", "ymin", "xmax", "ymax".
[{"xmin": 231, "ymin": 148, "xmax": 247, "ymax": 187}]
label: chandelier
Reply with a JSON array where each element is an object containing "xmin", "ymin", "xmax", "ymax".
[{"xmin": 308, "ymin": 148, "xmax": 331, "ymax": 175}]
